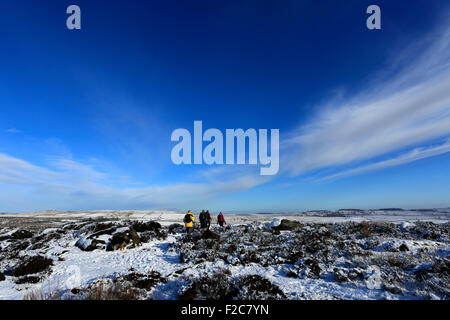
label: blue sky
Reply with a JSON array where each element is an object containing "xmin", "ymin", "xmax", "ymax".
[{"xmin": 1, "ymin": 0, "xmax": 450, "ymax": 212}]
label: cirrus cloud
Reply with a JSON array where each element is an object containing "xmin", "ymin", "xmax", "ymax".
[{"xmin": 282, "ymin": 22, "xmax": 450, "ymax": 179}]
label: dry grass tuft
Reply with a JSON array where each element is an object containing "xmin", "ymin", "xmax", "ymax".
[
  {"xmin": 84, "ymin": 280, "xmax": 142, "ymax": 300},
  {"xmin": 23, "ymin": 285, "xmax": 61, "ymax": 300}
]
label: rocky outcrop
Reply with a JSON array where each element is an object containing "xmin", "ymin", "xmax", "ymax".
[
  {"xmin": 13, "ymin": 255, "xmax": 53, "ymax": 277},
  {"xmin": 11, "ymin": 230, "xmax": 33, "ymax": 240},
  {"xmin": 106, "ymin": 228, "xmax": 141, "ymax": 251},
  {"xmin": 201, "ymin": 230, "xmax": 220, "ymax": 240},
  {"xmin": 273, "ymin": 219, "xmax": 303, "ymax": 231},
  {"xmin": 75, "ymin": 237, "xmax": 105, "ymax": 252}
]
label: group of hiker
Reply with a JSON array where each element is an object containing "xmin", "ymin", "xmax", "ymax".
[{"xmin": 183, "ymin": 210, "xmax": 226, "ymax": 234}]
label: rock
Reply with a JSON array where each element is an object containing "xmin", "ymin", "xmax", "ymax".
[
  {"xmin": 333, "ymin": 268, "xmax": 348, "ymax": 283},
  {"xmin": 190, "ymin": 231, "xmax": 202, "ymax": 242},
  {"xmin": 179, "ymin": 252, "xmax": 189, "ymax": 263},
  {"xmin": 226, "ymin": 255, "xmax": 240, "ymax": 265},
  {"xmin": 29, "ymin": 232, "xmax": 62, "ymax": 250},
  {"xmin": 90, "ymin": 222, "xmax": 117, "ymax": 233},
  {"xmin": 239, "ymin": 251, "xmax": 261, "ymax": 264},
  {"xmin": 318, "ymin": 226, "xmax": 330, "ymax": 235},
  {"xmin": 131, "ymin": 221, "xmax": 161, "ymax": 232},
  {"xmin": 10, "ymin": 240, "xmax": 30, "ymax": 252},
  {"xmin": 169, "ymin": 223, "xmax": 183, "ymax": 234},
  {"xmin": 106, "ymin": 228, "xmax": 141, "ymax": 251},
  {"xmin": 11, "ymin": 230, "xmax": 33, "ymax": 239},
  {"xmin": 399, "ymin": 243, "xmax": 409, "ymax": 252},
  {"xmin": 87, "ymin": 227, "xmax": 117, "ymax": 239},
  {"xmin": 201, "ymin": 230, "xmax": 220, "ymax": 240},
  {"xmin": 431, "ymin": 258, "xmax": 450, "ymax": 277},
  {"xmin": 275, "ymin": 219, "xmax": 302, "ymax": 231},
  {"xmin": 268, "ymin": 218, "xmax": 281, "ymax": 229},
  {"xmin": 139, "ymin": 229, "xmax": 167, "ymax": 242},
  {"xmin": 13, "ymin": 256, "xmax": 53, "ymax": 277},
  {"xmin": 225, "ymin": 244, "xmax": 237, "ymax": 254},
  {"xmin": 399, "ymin": 222, "xmax": 414, "ymax": 232},
  {"xmin": 129, "ymin": 229, "xmax": 141, "ymax": 247},
  {"xmin": 348, "ymin": 269, "xmax": 364, "ymax": 281},
  {"xmin": 385, "ymin": 285, "xmax": 403, "ymax": 295},
  {"xmin": 15, "ymin": 276, "xmax": 41, "ymax": 284},
  {"xmin": 71, "ymin": 288, "xmax": 81, "ymax": 294},
  {"xmin": 0, "ymin": 273, "xmax": 5, "ymax": 281},
  {"xmin": 414, "ymin": 268, "xmax": 430, "ymax": 281},
  {"xmin": 285, "ymin": 271, "xmax": 298, "ymax": 278},
  {"xmin": 75, "ymin": 237, "xmax": 105, "ymax": 251},
  {"xmin": 303, "ymin": 258, "xmax": 322, "ymax": 277}
]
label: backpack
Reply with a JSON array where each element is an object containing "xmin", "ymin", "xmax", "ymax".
[
  {"xmin": 218, "ymin": 214, "xmax": 224, "ymax": 222},
  {"xmin": 184, "ymin": 214, "xmax": 192, "ymax": 224}
]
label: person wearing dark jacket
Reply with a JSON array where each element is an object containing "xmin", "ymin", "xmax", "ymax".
[
  {"xmin": 205, "ymin": 210, "xmax": 212, "ymax": 229},
  {"xmin": 217, "ymin": 212, "xmax": 226, "ymax": 228},
  {"xmin": 199, "ymin": 210, "xmax": 207, "ymax": 229}
]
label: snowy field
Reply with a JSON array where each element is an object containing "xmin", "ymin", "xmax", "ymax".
[
  {"xmin": 1, "ymin": 208, "xmax": 449, "ymax": 224},
  {"xmin": 0, "ymin": 209, "xmax": 448, "ymax": 300}
]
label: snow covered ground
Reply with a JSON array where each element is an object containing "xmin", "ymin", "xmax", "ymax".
[
  {"xmin": 0, "ymin": 209, "xmax": 448, "ymax": 300},
  {"xmin": 1, "ymin": 208, "xmax": 449, "ymax": 223}
]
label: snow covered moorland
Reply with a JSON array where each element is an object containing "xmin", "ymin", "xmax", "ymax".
[{"xmin": 0, "ymin": 210, "xmax": 448, "ymax": 300}]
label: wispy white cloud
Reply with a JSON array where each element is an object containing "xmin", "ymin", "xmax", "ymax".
[
  {"xmin": 319, "ymin": 140, "xmax": 450, "ymax": 181},
  {"xmin": 282, "ymin": 21, "xmax": 450, "ymax": 178},
  {"xmin": 0, "ymin": 152, "xmax": 269, "ymax": 212},
  {"xmin": 5, "ymin": 128, "xmax": 23, "ymax": 133},
  {"xmin": 48, "ymin": 158, "xmax": 107, "ymax": 181},
  {"xmin": 0, "ymin": 153, "xmax": 62, "ymax": 186}
]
